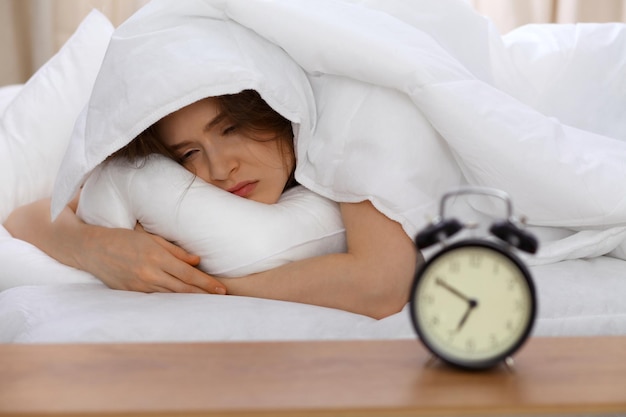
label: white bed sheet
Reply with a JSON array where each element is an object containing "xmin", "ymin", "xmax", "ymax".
[{"xmin": 1, "ymin": 256, "xmax": 624, "ymax": 343}]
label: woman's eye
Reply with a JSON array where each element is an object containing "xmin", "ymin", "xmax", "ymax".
[
  {"xmin": 180, "ymin": 149, "xmax": 198, "ymax": 161},
  {"xmin": 222, "ymin": 125, "xmax": 238, "ymax": 135}
]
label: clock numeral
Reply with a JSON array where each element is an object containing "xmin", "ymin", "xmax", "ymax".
[
  {"xmin": 505, "ymin": 320, "xmax": 514, "ymax": 332},
  {"xmin": 490, "ymin": 334, "xmax": 498, "ymax": 348},
  {"xmin": 507, "ymin": 279, "xmax": 516, "ymax": 290},
  {"xmin": 429, "ymin": 315, "xmax": 440, "ymax": 327},
  {"xmin": 465, "ymin": 338, "xmax": 475, "ymax": 352},
  {"xmin": 492, "ymin": 262, "xmax": 500, "ymax": 275},
  {"xmin": 449, "ymin": 261, "xmax": 460, "ymax": 273},
  {"xmin": 469, "ymin": 254, "xmax": 481, "ymax": 268},
  {"xmin": 424, "ymin": 293, "xmax": 435, "ymax": 305}
]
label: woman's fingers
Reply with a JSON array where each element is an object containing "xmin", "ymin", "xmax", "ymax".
[
  {"xmin": 145, "ymin": 232, "xmax": 228, "ymax": 294},
  {"xmin": 151, "ymin": 233, "xmax": 201, "ymax": 266},
  {"xmin": 141, "ymin": 276, "xmax": 209, "ymax": 294},
  {"xmin": 112, "ymin": 264, "xmax": 212, "ymax": 294},
  {"xmin": 164, "ymin": 253, "xmax": 227, "ymax": 294}
]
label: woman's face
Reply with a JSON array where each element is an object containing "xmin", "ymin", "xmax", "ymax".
[{"xmin": 156, "ymin": 98, "xmax": 293, "ymax": 204}]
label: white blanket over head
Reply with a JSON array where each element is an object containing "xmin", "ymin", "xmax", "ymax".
[{"xmin": 53, "ymin": 0, "xmax": 626, "ymax": 265}]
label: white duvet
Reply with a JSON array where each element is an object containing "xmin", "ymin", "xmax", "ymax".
[{"xmin": 51, "ymin": 0, "xmax": 626, "ymax": 265}]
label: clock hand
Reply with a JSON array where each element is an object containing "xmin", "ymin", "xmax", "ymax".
[
  {"xmin": 434, "ymin": 278, "xmax": 479, "ymax": 331},
  {"xmin": 435, "ymin": 278, "xmax": 472, "ymax": 303},
  {"xmin": 456, "ymin": 299, "xmax": 478, "ymax": 331}
]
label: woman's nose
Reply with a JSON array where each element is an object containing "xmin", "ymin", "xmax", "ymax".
[{"xmin": 205, "ymin": 144, "xmax": 237, "ymax": 182}]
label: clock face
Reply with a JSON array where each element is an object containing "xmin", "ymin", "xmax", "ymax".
[{"xmin": 410, "ymin": 240, "xmax": 536, "ymax": 369}]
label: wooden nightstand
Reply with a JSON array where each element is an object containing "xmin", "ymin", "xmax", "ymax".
[{"xmin": 1, "ymin": 336, "xmax": 625, "ymax": 416}]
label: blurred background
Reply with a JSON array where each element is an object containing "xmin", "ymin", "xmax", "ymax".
[{"xmin": 0, "ymin": 0, "xmax": 625, "ymax": 86}]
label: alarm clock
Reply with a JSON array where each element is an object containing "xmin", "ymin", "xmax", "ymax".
[{"xmin": 409, "ymin": 186, "xmax": 538, "ymax": 371}]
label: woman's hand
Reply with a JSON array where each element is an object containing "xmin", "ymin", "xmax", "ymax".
[
  {"xmin": 80, "ymin": 223, "xmax": 227, "ymax": 294},
  {"xmin": 3, "ymin": 198, "xmax": 227, "ymax": 295}
]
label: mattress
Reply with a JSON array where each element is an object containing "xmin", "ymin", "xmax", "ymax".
[{"xmin": 1, "ymin": 256, "xmax": 624, "ymax": 343}]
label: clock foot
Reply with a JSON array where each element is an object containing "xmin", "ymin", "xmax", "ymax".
[
  {"xmin": 424, "ymin": 355, "xmax": 438, "ymax": 368},
  {"xmin": 503, "ymin": 356, "xmax": 515, "ymax": 372}
]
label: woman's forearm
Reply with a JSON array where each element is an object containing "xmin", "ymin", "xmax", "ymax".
[
  {"xmin": 3, "ymin": 198, "xmax": 89, "ymax": 270},
  {"xmin": 4, "ymin": 197, "xmax": 228, "ymax": 295},
  {"xmin": 224, "ymin": 251, "xmax": 414, "ymax": 319},
  {"xmin": 222, "ymin": 201, "xmax": 420, "ymax": 319}
]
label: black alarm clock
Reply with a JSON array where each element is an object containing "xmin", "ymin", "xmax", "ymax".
[{"xmin": 409, "ymin": 186, "xmax": 538, "ymax": 371}]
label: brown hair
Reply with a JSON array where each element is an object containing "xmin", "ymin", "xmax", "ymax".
[{"xmin": 109, "ymin": 90, "xmax": 297, "ymax": 189}]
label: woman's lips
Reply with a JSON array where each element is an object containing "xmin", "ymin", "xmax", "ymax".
[{"xmin": 228, "ymin": 181, "xmax": 258, "ymax": 198}]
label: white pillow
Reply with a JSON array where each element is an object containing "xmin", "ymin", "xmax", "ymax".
[
  {"xmin": 0, "ymin": 84, "xmax": 22, "ymax": 111},
  {"xmin": 0, "ymin": 10, "xmax": 113, "ymax": 223},
  {"xmin": 77, "ymin": 155, "xmax": 346, "ymax": 277}
]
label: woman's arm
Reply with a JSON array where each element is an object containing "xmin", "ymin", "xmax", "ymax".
[
  {"xmin": 3, "ymin": 197, "xmax": 227, "ymax": 295},
  {"xmin": 222, "ymin": 200, "xmax": 420, "ymax": 319}
]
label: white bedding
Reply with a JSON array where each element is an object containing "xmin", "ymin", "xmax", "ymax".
[
  {"xmin": 51, "ymin": 0, "xmax": 626, "ymax": 264},
  {"xmin": 1, "ymin": 0, "xmax": 626, "ymax": 343},
  {"xmin": 1, "ymin": 256, "xmax": 625, "ymax": 343}
]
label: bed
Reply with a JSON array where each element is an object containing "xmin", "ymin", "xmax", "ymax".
[{"xmin": 1, "ymin": 0, "xmax": 625, "ymax": 344}]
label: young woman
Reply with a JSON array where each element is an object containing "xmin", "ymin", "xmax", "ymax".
[{"xmin": 4, "ymin": 90, "xmax": 419, "ymax": 319}]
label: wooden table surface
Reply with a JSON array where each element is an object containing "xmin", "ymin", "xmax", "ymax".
[{"xmin": 1, "ymin": 336, "xmax": 625, "ymax": 416}]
